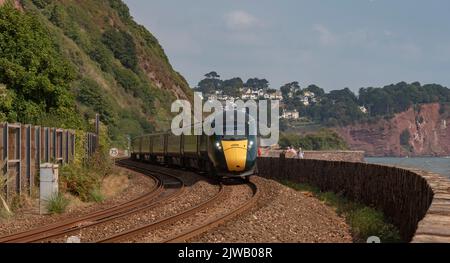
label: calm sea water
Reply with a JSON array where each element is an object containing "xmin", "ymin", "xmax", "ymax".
[{"xmin": 366, "ymin": 157, "xmax": 450, "ymax": 179}]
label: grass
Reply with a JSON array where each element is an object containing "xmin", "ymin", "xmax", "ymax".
[
  {"xmin": 88, "ymin": 187, "xmax": 105, "ymax": 203},
  {"xmin": 0, "ymin": 194, "xmax": 12, "ymax": 220},
  {"xmin": 46, "ymin": 193, "xmax": 70, "ymax": 215},
  {"xmin": 280, "ymin": 180, "xmax": 401, "ymax": 243}
]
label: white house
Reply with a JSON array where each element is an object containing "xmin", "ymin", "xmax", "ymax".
[
  {"xmin": 282, "ymin": 109, "xmax": 300, "ymax": 120},
  {"xmin": 264, "ymin": 90, "xmax": 283, "ymax": 100},
  {"xmin": 301, "ymin": 96, "xmax": 309, "ymax": 106},
  {"xmin": 359, "ymin": 106, "xmax": 368, "ymax": 114},
  {"xmin": 303, "ymin": 91, "xmax": 315, "ymax": 98}
]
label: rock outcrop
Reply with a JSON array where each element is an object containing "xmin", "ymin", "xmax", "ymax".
[{"xmin": 335, "ymin": 103, "xmax": 450, "ymax": 157}]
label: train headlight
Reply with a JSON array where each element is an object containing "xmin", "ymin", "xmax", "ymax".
[
  {"xmin": 215, "ymin": 142, "xmax": 222, "ymax": 151},
  {"xmin": 248, "ymin": 140, "xmax": 254, "ymax": 149}
]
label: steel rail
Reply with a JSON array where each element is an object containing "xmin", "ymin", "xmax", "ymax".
[
  {"xmin": 0, "ymin": 160, "xmax": 181, "ymax": 243},
  {"xmin": 163, "ymin": 180, "xmax": 259, "ymax": 243},
  {"xmin": 28, "ymin": 162, "xmax": 187, "ymax": 243},
  {"xmin": 96, "ymin": 182, "xmax": 226, "ymax": 243}
]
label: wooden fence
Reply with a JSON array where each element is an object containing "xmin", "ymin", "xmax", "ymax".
[{"xmin": 0, "ymin": 123, "xmax": 97, "ymax": 200}]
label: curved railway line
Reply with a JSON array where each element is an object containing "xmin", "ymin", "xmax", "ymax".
[
  {"xmin": 0, "ymin": 159, "xmax": 260, "ymax": 243},
  {"xmin": 98, "ymin": 172, "xmax": 259, "ymax": 243},
  {"xmin": 0, "ymin": 160, "xmax": 183, "ymax": 243}
]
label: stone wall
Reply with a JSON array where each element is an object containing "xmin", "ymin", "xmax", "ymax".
[
  {"xmin": 261, "ymin": 150, "xmax": 365, "ymax": 162},
  {"xmin": 257, "ymin": 157, "xmax": 450, "ymax": 242}
]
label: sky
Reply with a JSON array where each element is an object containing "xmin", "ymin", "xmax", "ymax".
[{"xmin": 123, "ymin": 0, "xmax": 450, "ymax": 93}]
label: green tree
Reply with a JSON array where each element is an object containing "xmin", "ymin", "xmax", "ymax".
[
  {"xmin": 0, "ymin": 4, "xmax": 81, "ymax": 128},
  {"xmin": 205, "ymin": 71, "xmax": 220, "ymax": 79},
  {"xmin": 245, "ymin": 78, "xmax": 269, "ymax": 90},
  {"xmin": 195, "ymin": 72, "xmax": 223, "ymax": 94},
  {"xmin": 102, "ymin": 28, "xmax": 138, "ymax": 70},
  {"xmin": 222, "ymin": 77, "xmax": 243, "ymax": 97},
  {"xmin": 280, "ymin": 82, "xmax": 300, "ymax": 99},
  {"xmin": 304, "ymin": 84, "xmax": 325, "ymax": 97}
]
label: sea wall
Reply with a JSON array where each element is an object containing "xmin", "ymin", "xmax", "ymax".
[
  {"xmin": 261, "ymin": 150, "xmax": 365, "ymax": 162},
  {"xmin": 257, "ymin": 157, "xmax": 450, "ymax": 242}
]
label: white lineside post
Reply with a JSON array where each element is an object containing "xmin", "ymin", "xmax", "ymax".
[{"xmin": 39, "ymin": 163, "xmax": 59, "ymax": 214}]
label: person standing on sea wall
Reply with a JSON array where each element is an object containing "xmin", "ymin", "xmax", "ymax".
[
  {"xmin": 280, "ymin": 148, "xmax": 287, "ymax": 159},
  {"xmin": 298, "ymin": 147, "xmax": 304, "ymax": 159}
]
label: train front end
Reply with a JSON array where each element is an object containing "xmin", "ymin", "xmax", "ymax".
[{"xmin": 208, "ymin": 111, "xmax": 258, "ymax": 178}]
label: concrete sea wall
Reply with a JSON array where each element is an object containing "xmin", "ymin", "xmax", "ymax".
[{"xmin": 261, "ymin": 150, "xmax": 365, "ymax": 162}]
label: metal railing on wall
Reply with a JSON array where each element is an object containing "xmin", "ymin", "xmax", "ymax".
[{"xmin": 0, "ymin": 123, "xmax": 98, "ymax": 200}]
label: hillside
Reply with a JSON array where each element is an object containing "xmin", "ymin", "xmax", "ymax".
[
  {"xmin": 0, "ymin": 0, "xmax": 192, "ymax": 146},
  {"xmin": 336, "ymin": 103, "xmax": 450, "ymax": 157}
]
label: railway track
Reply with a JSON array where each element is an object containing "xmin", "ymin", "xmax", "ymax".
[
  {"xmin": 0, "ymin": 160, "xmax": 259, "ymax": 243},
  {"xmin": 0, "ymin": 160, "xmax": 184, "ymax": 243},
  {"xmin": 97, "ymin": 173, "xmax": 259, "ymax": 243},
  {"xmin": 163, "ymin": 181, "xmax": 259, "ymax": 243}
]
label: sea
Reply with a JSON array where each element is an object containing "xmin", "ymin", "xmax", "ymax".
[{"xmin": 366, "ymin": 157, "xmax": 450, "ymax": 179}]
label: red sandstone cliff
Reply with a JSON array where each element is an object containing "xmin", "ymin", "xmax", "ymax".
[
  {"xmin": 335, "ymin": 103, "xmax": 450, "ymax": 157},
  {"xmin": 0, "ymin": 0, "xmax": 22, "ymax": 9}
]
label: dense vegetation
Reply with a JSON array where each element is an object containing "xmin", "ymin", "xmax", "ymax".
[
  {"xmin": 400, "ymin": 129, "xmax": 412, "ymax": 152},
  {"xmin": 279, "ymin": 129, "xmax": 348, "ymax": 150},
  {"xmin": 287, "ymin": 82, "xmax": 450, "ymax": 126},
  {"xmin": 196, "ymin": 71, "xmax": 450, "ymax": 127},
  {"xmin": 0, "ymin": 4, "xmax": 82, "ymax": 128},
  {"xmin": 194, "ymin": 71, "xmax": 270, "ymax": 97},
  {"xmin": 0, "ymin": 0, "xmax": 191, "ymax": 146}
]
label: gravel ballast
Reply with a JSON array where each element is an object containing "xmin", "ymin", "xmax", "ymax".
[{"xmin": 193, "ymin": 176, "xmax": 353, "ymax": 243}]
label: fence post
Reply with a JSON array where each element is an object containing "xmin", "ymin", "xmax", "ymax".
[
  {"xmin": 25, "ymin": 125, "xmax": 32, "ymax": 195},
  {"xmin": 1, "ymin": 123, "xmax": 6, "ymax": 197}
]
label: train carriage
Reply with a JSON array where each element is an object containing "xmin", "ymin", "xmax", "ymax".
[{"xmin": 131, "ymin": 110, "xmax": 257, "ymax": 179}]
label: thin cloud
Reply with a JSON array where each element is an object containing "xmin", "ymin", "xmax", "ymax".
[
  {"xmin": 224, "ymin": 10, "xmax": 262, "ymax": 30},
  {"xmin": 313, "ymin": 24, "xmax": 337, "ymax": 46}
]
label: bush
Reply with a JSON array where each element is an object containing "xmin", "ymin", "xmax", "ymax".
[
  {"xmin": 279, "ymin": 129, "xmax": 348, "ymax": 150},
  {"xmin": 60, "ymin": 164, "xmax": 102, "ymax": 202},
  {"xmin": 76, "ymin": 78, "xmax": 118, "ymax": 125},
  {"xmin": 61, "ymin": 135, "xmax": 113, "ymax": 202},
  {"xmin": 102, "ymin": 28, "xmax": 138, "ymax": 70},
  {"xmin": 400, "ymin": 129, "xmax": 412, "ymax": 152},
  {"xmin": 349, "ymin": 207, "xmax": 400, "ymax": 243},
  {"xmin": 0, "ymin": 4, "xmax": 82, "ymax": 128},
  {"xmin": 89, "ymin": 187, "xmax": 105, "ymax": 203},
  {"xmin": 46, "ymin": 193, "xmax": 70, "ymax": 214}
]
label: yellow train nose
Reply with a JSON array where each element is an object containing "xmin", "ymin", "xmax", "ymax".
[{"xmin": 221, "ymin": 140, "xmax": 248, "ymax": 172}]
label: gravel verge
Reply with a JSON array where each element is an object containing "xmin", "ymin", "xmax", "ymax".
[{"xmin": 193, "ymin": 176, "xmax": 353, "ymax": 243}]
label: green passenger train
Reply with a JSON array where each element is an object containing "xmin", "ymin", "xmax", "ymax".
[{"xmin": 131, "ymin": 111, "xmax": 258, "ymax": 179}]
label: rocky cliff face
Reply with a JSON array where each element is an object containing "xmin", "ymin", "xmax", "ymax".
[
  {"xmin": 335, "ymin": 103, "xmax": 450, "ymax": 157},
  {"xmin": 0, "ymin": 0, "xmax": 21, "ymax": 9}
]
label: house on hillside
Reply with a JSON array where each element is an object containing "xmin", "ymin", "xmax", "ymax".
[
  {"xmin": 303, "ymin": 91, "xmax": 313, "ymax": 97},
  {"xmin": 359, "ymin": 106, "xmax": 368, "ymax": 114},
  {"xmin": 281, "ymin": 109, "xmax": 300, "ymax": 120},
  {"xmin": 264, "ymin": 90, "xmax": 283, "ymax": 100},
  {"xmin": 241, "ymin": 88, "xmax": 260, "ymax": 100},
  {"xmin": 301, "ymin": 96, "xmax": 309, "ymax": 106}
]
